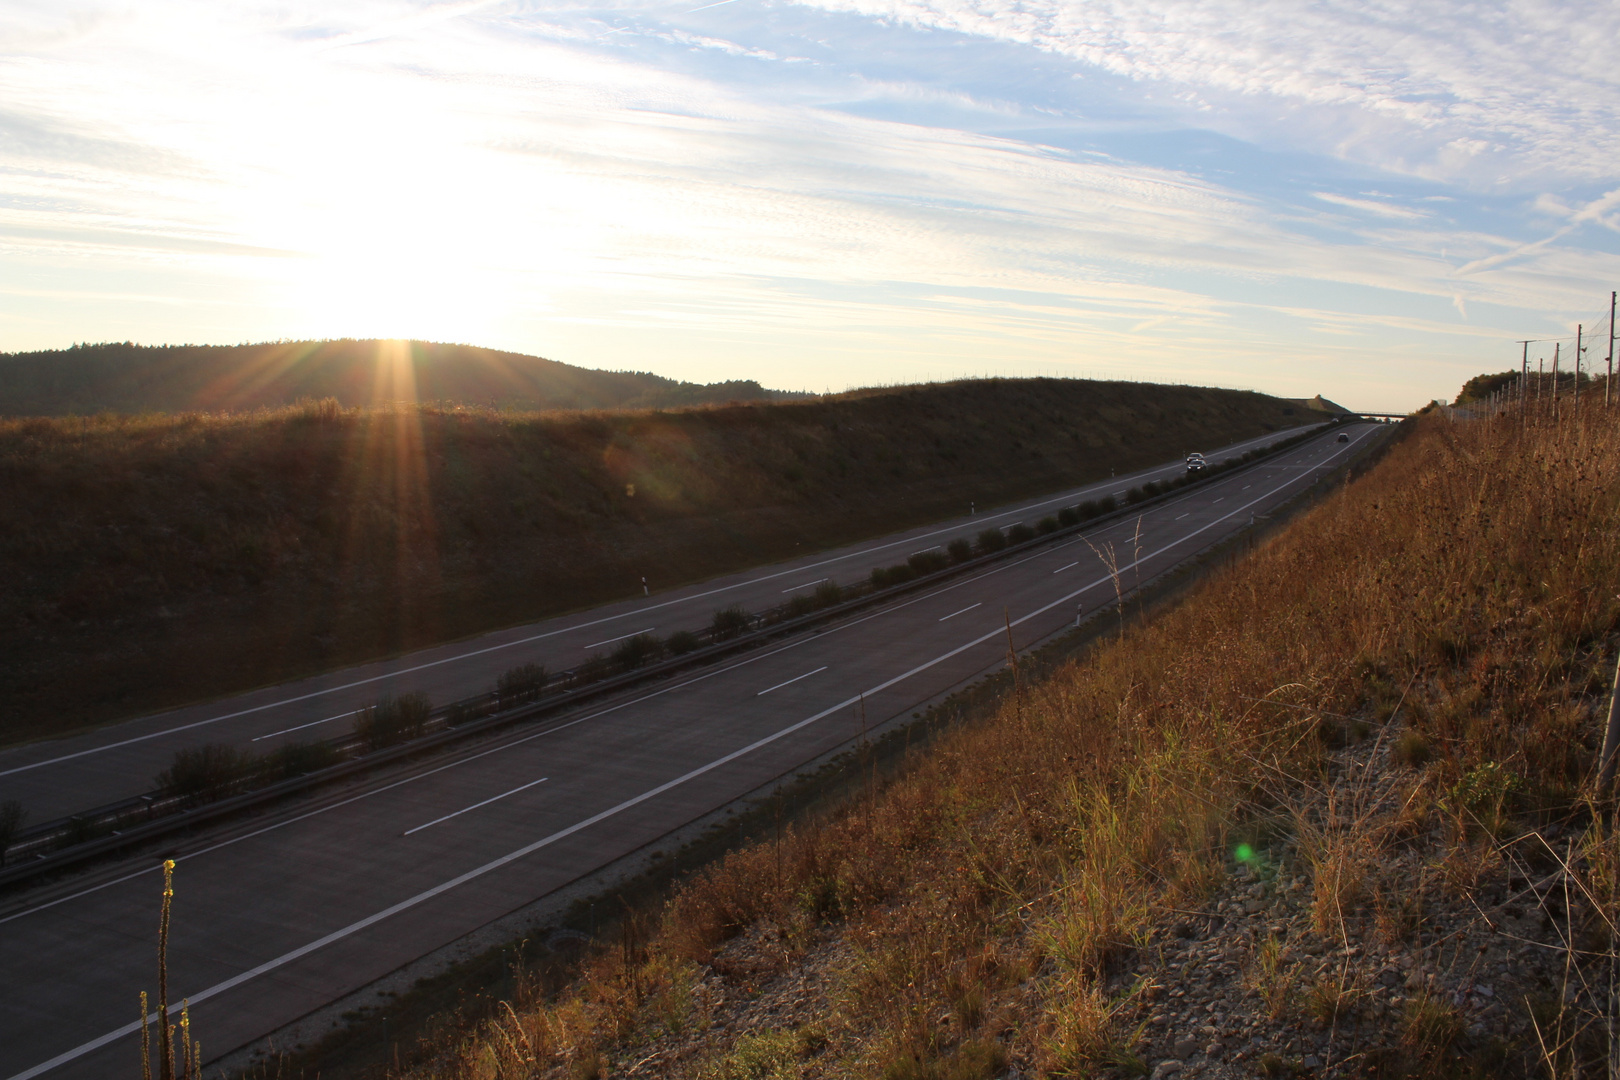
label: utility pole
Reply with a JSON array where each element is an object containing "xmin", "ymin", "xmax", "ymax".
[
  {"xmin": 1608, "ymin": 291, "xmax": 1616, "ymax": 409},
  {"xmin": 1520, "ymin": 340, "xmax": 1530, "ymax": 410},
  {"xmin": 1576, "ymin": 324, "xmax": 1584, "ymax": 416},
  {"xmin": 1553, "ymin": 342, "xmax": 1561, "ymax": 419}
]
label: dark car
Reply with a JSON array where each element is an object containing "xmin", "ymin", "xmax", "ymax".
[
  {"xmin": 1337, "ymin": 432, "xmax": 1350, "ymax": 443},
  {"xmin": 1185, "ymin": 453, "xmax": 1207, "ymax": 474}
]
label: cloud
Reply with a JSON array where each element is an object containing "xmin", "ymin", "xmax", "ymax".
[
  {"xmin": 784, "ymin": 0, "xmax": 1620, "ymax": 187},
  {"xmin": 1312, "ymin": 192, "xmax": 1425, "ymax": 220}
]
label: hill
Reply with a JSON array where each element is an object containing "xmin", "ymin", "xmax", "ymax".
[
  {"xmin": 1, "ymin": 378, "xmax": 1313, "ymax": 742},
  {"xmin": 0, "ymin": 339, "xmax": 801, "ymax": 415}
]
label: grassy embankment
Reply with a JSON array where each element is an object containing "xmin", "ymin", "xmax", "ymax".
[
  {"xmin": 381, "ymin": 403, "xmax": 1620, "ymax": 1078},
  {"xmin": 0, "ymin": 378, "xmax": 1311, "ymax": 744}
]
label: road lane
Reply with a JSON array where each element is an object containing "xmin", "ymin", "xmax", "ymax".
[
  {"xmin": 0, "ymin": 423, "xmax": 1385, "ymax": 1080},
  {"xmin": 0, "ymin": 426, "xmax": 1317, "ymax": 822}
]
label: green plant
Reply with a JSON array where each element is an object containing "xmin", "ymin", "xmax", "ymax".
[
  {"xmin": 667, "ymin": 630, "xmax": 701, "ymax": 655},
  {"xmin": 1124, "ymin": 486, "xmax": 1147, "ymax": 504},
  {"xmin": 497, "ymin": 663, "xmax": 548, "ymax": 703},
  {"xmin": 0, "ymin": 800, "xmax": 26, "ymax": 865},
  {"xmin": 1057, "ymin": 506, "xmax": 1080, "ymax": 527},
  {"xmin": 711, "ymin": 605, "xmax": 751, "ymax": 640},
  {"xmin": 814, "ymin": 580, "xmax": 844, "ymax": 606},
  {"xmin": 1006, "ymin": 523, "xmax": 1035, "ymax": 544},
  {"xmin": 697, "ymin": 1029, "xmax": 804, "ymax": 1080},
  {"xmin": 1444, "ymin": 760, "xmax": 1521, "ymax": 834},
  {"xmin": 353, "ymin": 692, "xmax": 432, "ymax": 750},
  {"xmin": 155, "ymin": 743, "xmax": 252, "ymax": 801},
  {"xmin": 872, "ymin": 564, "xmax": 916, "ymax": 589},
  {"xmin": 908, "ymin": 549, "xmax": 950, "ymax": 575},
  {"xmin": 946, "ymin": 537, "xmax": 974, "ymax": 562},
  {"xmin": 612, "ymin": 633, "xmax": 662, "ymax": 670},
  {"xmin": 1095, "ymin": 495, "xmax": 1117, "ymax": 513},
  {"xmin": 266, "ymin": 740, "xmax": 341, "ymax": 779},
  {"xmin": 1036, "ymin": 515, "xmax": 1060, "ymax": 534},
  {"xmin": 974, "ymin": 527, "xmax": 1007, "ymax": 555}
]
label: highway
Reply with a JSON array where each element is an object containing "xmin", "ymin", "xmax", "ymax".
[
  {"xmin": 0, "ymin": 425, "xmax": 1314, "ymax": 825},
  {"xmin": 0, "ymin": 422, "xmax": 1385, "ymax": 1080}
]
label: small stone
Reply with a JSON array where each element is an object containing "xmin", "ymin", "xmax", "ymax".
[
  {"xmin": 1174, "ymin": 1037, "xmax": 1199, "ymax": 1059},
  {"xmin": 1477, "ymin": 984, "xmax": 1494, "ymax": 998},
  {"xmin": 1244, "ymin": 899, "xmax": 1265, "ymax": 915},
  {"xmin": 1303, "ymin": 1055, "xmax": 1321, "ymax": 1068},
  {"xmin": 1152, "ymin": 1061, "xmax": 1183, "ymax": 1079}
]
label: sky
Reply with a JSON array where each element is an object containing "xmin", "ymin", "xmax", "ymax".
[{"xmin": 3, "ymin": 1, "xmax": 1620, "ymax": 410}]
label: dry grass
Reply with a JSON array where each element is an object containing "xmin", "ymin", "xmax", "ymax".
[
  {"xmin": 359, "ymin": 401, "xmax": 1619, "ymax": 1079},
  {"xmin": 1, "ymin": 378, "xmax": 1304, "ymax": 744}
]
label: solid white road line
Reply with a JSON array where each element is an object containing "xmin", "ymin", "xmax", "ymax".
[
  {"xmin": 250, "ymin": 712, "xmax": 352, "ymax": 743},
  {"xmin": 404, "ymin": 777, "xmax": 549, "ymax": 836},
  {"xmin": 0, "ymin": 427, "xmax": 1319, "ymax": 779},
  {"xmin": 938, "ymin": 602, "xmax": 983, "ymax": 622},
  {"xmin": 781, "ymin": 578, "xmax": 829, "ymax": 593},
  {"xmin": 756, "ymin": 667, "xmax": 828, "ymax": 696},
  {"xmin": 8, "ymin": 427, "xmax": 1368, "ymax": 1080},
  {"xmin": 582, "ymin": 628, "xmax": 656, "ymax": 650},
  {"xmin": 1052, "ymin": 562, "xmax": 1078, "ymax": 573}
]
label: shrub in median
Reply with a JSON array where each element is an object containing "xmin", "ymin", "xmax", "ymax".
[
  {"xmin": 871, "ymin": 564, "xmax": 917, "ymax": 589},
  {"xmin": 975, "ymin": 527, "xmax": 1007, "ymax": 555},
  {"xmin": 613, "ymin": 633, "xmax": 663, "ymax": 671},
  {"xmin": 814, "ymin": 580, "xmax": 845, "ymax": 607},
  {"xmin": 1006, "ymin": 523, "xmax": 1036, "ymax": 544},
  {"xmin": 667, "ymin": 630, "xmax": 701, "ymax": 656},
  {"xmin": 0, "ymin": 801, "xmax": 27, "ymax": 865},
  {"xmin": 354, "ymin": 692, "xmax": 432, "ymax": 750},
  {"xmin": 946, "ymin": 537, "xmax": 974, "ymax": 563},
  {"xmin": 497, "ymin": 662, "xmax": 548, "ymax": 703},
  {"xmin": 1125, "ymin": 486, "xmax": 1147, "ymax": 504},
  {"xmin": 711, "ymin": 605, "xmax": 751, "ymax": 640},
  {"xmin": 907, "ymin": 549, "xmax": 949, "ymax": 575},
  {"xmin": 785, "ymin": 594, "xmax": 817, "ymax": 619},
  {"xmin": 156, "ymin": 743, "xmax": 253, "ymax": 801},
  {"xmin": 1057, "ymin": 506, "xmax": 1080, "ymax": 527},
  {"xmin": 266, "ymin": 740, "xmax": 342, "ymax": 779}
]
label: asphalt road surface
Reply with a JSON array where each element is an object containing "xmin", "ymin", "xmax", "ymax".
[
  {"xmin": 0, "ymin": 425, "xmax": 1318, "ymax": 825},
  {"xmin": 0, "ymin": 422, "xmax": 1386, "ymax": 1080}
]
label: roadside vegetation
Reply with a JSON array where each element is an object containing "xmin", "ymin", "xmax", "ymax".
[
  {"xmin": 368, "ymin": 400, "xmax": 1620, "ymax": 1079},
  {"xmin": 0, "ymin": 377, "xmax": 1315, "ymax": 743}
]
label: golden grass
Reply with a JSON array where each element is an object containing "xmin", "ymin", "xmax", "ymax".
[{"xmin": 377, "ymin": 403, "xmax": 1618, "ymax": 1077}]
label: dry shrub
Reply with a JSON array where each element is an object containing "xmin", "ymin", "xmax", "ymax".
[{"xmin": 1247, "ymin": 934, "xmax": 1298, "ymax": 1021}]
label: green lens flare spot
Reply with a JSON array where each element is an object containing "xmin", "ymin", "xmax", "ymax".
[{"xmin": 1234, "ymin": 843, "xmax": 1255, "ymax": 864}]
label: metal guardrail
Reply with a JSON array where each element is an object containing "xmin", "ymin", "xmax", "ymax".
[{"xmin": 0, "ymin": 419, "xmax": 1351, "ymax": 888}]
